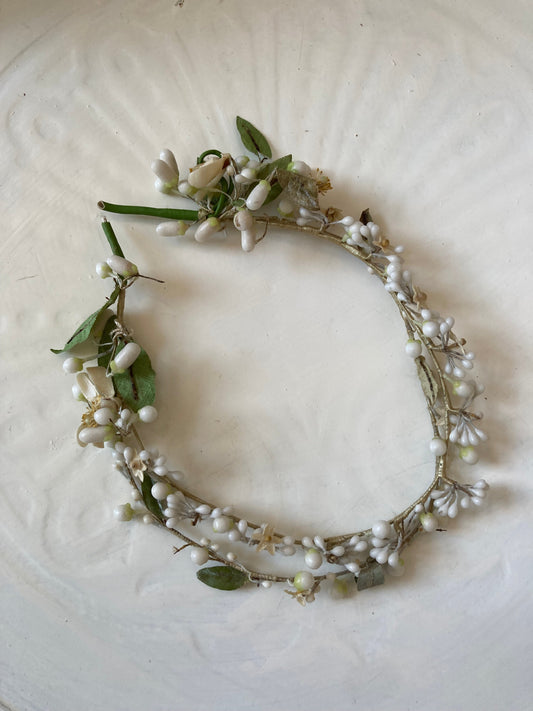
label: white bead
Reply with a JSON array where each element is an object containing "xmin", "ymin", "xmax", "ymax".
[
  {"xmin": 106, "ymin": 255, "xmax": 138, "ymax": 278},
  {"xmin": 142, "ymin": 514, "xmax": 152, "ymax": 524},
  {"xmin": 293, "ymin": 571, "xmax": 314, "ymax": 591},
  {"xmin": 387, "ymin": 551, "xmax": 400, "ymax": 568},
  {"xmin": 94, "ymin": 407, "xmax": 115, "ymax": 425},
  {"xmin": 96, "ymin": 261, "xmax": 112, "ymax": 279},
  {"xmin": 354, "ymin": 540, "xmax": 368, "ymax": 553},
  {"xmin": 304, "ymin": 549, "xmax": 323, "ymax": 570},
  {"xmin": 153, "ymin": 465, "xmax": 168, "ymax": 477},
  {"xmin": 237, "ymin": 519, "xmax": 248, "ymax": 534},
  {"xmin": 227, "ymin": 529, "xmax": 241, "ymax": 542},
  {"xmin": 78, "ymin": 426, "xmax": 111, "ymax": 444},
  {"xmin": 166, "ymin": 492, "xmax": 185, "ymax": 507},
  {"xmin": 282, "ymin": 545, "xmax": 296, "ymax": 556},
  {"xmin": 123, "ymin": 446, "xmax": 134, "ymax": 463},
  {"xmin": 282, "ymin": 536, "xmax": 294, "ymax": 545},
  {"xmin": 151, "ymin": 482, "xmax": 170, "ymax": 500},
  {"xmin": 112, "ymin": 342, "xmax": 141, "ymax": 372},
  {"xmin": 429, "ymin": 437, "xmax": 447, "ymax": 456},
  {"xmin": 212, "ymin": 516, "xmax": 232, "ymax": 533},
  {"xmin": 190, "ymin": 548, "xmax": 209, "ymax": 566},
  {"xmin": 156, "ymin": 221, "xmax": 187, "ymax": 237},
  {"xmin": 371, "ymin": 520, "xmax": 391, "ymax": 540},
  {"xmin": 422, "ymin": 320, "xmax": 439, "ymax": 338},
  {"xmin": 405, "ymin": 339, "xmax": 422, "ymax": 358},
  {"xmin": 415, "ymin": 503, "xmax": 424, "ymax": 513},
  {"xmin": 194, "ymin": 217, "xmax": 221, "ymax": 243},
  {"xmin": 302, "ymin": 536, "xmax": 314, "ymax": 549},
  {"xmin": 226, "ymin": 552, "xmax": 236, "ymax": 562},
  {"xmin": 195, "ymin": 504, "xmax": 211, "ymax": 516},
  {"xmin": 62, "ymin": 357, "xmax": 83, "ymax": 374},
  {"xmin": 313, "ymin": 535, "xmax": 326, "ymax": 551},
  {"xmin": 460, "ymin": 496, "xmax": 471, "ymax": 509},
  {"xmin": 261, "ymin": 580, "xmax": 272, "ymax": 589},
  {"xmin": 71, "ymin": 383, "xmax": 85, "ymax": 401},
  {"xmin": 331, "ymin": 546, "xmax": 345, "ymax": 557},
  {"xmin": 241, "ymin": 229, "xmax": 257, "ymax": 253},
  {"xmin": 113, "ymin": 503, "xmax": 133, "ymax": 521},
  {"xmin": 222, "ymin": 506, "xmax": 233, "ymax": 515},
  {"xmin": 344, "ymin": 562, "xmax": 360, "ymax": 575},
  {"xmin": 421, "ymin": 309, "xmax": 432, "ymax": 320},
  {"xmin": 159, "ymin": 148, "xmax": 178, "ymax": 174},
  {"xmin": 471, "ymin": 496, "xmax": 484, "ymax": 506},
  {"xmin": 341, "ymin": 216, "xmax": 355, "ymax": 226},
  {"xmin": 138, "ymin": 406, "xmax": 158, "ymax": 423},
  {"xmin": 165, "ymin": 517, "xmax": 180, "ymax": 530},
  {"xmin": 233, "ymin": 209, "xmax": 254, "ymax": 231},
  {"xmin": 454, "ymin": 381, "xmax": 474, "ymax": 398},
  {"xmin": 447, "ymin": 501, "xmax": 458, "ymax": 518},
  {"xmin": 460, "ymin": 446, "xmax": 479, "ymax": 465},
  {"xmin": 420, "ymin": 512, "xmax": 438, "ymax": 532},
  {"xmin": 245, "ymin": 180, "xmax": 271, "ymax": 211},
  {"xmin": 211, "ymin": 508, "xmax": 222, "ymax": 519},
  {"xmin": 474, "ymin": 479, "xmax": 489, "ymax": 490},
  {"xmin": 376, "ymin": 550, "xmax": 389, "ymax": 565}
]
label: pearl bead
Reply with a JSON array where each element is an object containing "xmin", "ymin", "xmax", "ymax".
[
  {"xmin": 142, "ymin": 514, "xmax": 152, "ymax": 524},
  {"xmin": 301, "ymin": 536, "xmax": 313, "ymax": 549},
  {"xmin": 282, "ymin": 545, "xmax": 296, "ymax": 556},
  {"xmin": 78, "ymin": 426, "xmax": 111, "ymax": 444},
  {"xmin": 422, "ymin": 320, "xmax": 439, "ymax": 338},
  {"xmin": 293, "ymin": 571, "xmax": 314, "ymax": 592},
  {"xmin": 261, "ymin": 580, "xmax": 272, "ymax": 589},
  {"xmin": 405, "ymin": 339, "xmax": 422, "ymax": 358},
  {"xmin": 113, "ymin": 503, "xmax": 133, "ymax": 521},
  {"xmin": 195, "ymin": 504, "xmax": 211, "ymax": 516},
  {"xmin": 226, "ymin": 552, "xmax": 236, "ymax": 562},
  {"xmin": 151, "ymin": 482, "xmax": 170, "ymax": 500},
  {"xmin": 387, "ymin": 551, "xmax": 400, "ymax": 568},
  {"xmin": 212, "ymin": 516, "xmax": 232, "ymax": 534},
  {"xmin": 429, "ymin": 437, "xmax": 447, "ymax": 456},
  {"xmin": 375, "ymin": 550, "xmax": 389, "ymax": 565},
  {"xmin": 304, "ymin": 549, "xmax": 323, "ymax": 570},
  {"xmin": 420, "ymin": 512, "xmax": 438, "ymax": 532},
  {"xmin": 190, "ymin": 548, "xmax": 209, "ymax": 566},
  {"xmin": 227, "ymin": 529, "xmax": 241, "ymax": 542},
  {"xmin": 460, "ymin": 446, "xmax": 479, "ymax": 465},
  {"xmin": 138, "ymin": 406, "xmax": 158, "ymax": 423},
  {"xmin": 237, "ymin": 519, "xmax": 248, "ymax": 534},
  {"xmin": 123, "ymin": 447, "xmax": 134, "ymax": 463},
  {"xmin": 454, "ymin": 381, "xmax": 474, "ymax": 398},
  {"xmin": 211, "ymin": 507, "xmax": 222, "ymax": 519},
  {"xmin": 94, "ymin": 407, "xmax": 115, "ymax": 425},
  {"xmin": 153, "ymin": 465, "xmax": 168, "ymax": 477},
  {"xmin": 331, "ymin": 545, "xmax": 345, "ymax": 557},
  {"xmin": 371, "ymin": 520, "xmax": 391, "ymax": 540},
  {"xmin": 344, "ymin": 562, "xmax": 360, "ymax": 575},
  {"xmin": 63, "ymin": 357, "xmax": 83, "ymax": 374}
]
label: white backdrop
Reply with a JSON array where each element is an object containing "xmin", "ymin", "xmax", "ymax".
[{"xmin": 1, "ymin": 1, "xmax": 532, "ymax": 709}]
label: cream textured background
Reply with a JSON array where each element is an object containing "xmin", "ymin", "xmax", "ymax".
[{"xmin": 1, "ymin": 1, "xmax": 532, "ymax": 710}]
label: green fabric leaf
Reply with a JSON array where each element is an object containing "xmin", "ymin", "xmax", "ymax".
[
  {"xmin": 276, "ymin": 170, "xmax": 319, "ymax": 210},
  {"xmin": 197, "ymin": 566, "xmax": 248, "ymax": 591},
  {"xmin": 415, "ymin": 356, "xmax": 439, "ymax": 405},
  {"xmin": 141, "ymin": 474, "xmax": 163, "ymax": 520},
  {"xmin": 112, "ymin": 344, "xmax": 156, "ymax": 412},
  {"xmin": 51, "ymin": 286, "xmax": 120, "ymax": 354},
  {"xmin": 356, "ymin": 562, "xmax": 385, "ymax": 591},
  {"xmin": 256, "ymin": 154, "xmax": 292, "ymax": 180},
  {"xmin": 236, "ymin": 116, "xmax": 272, "ymax": 158}
]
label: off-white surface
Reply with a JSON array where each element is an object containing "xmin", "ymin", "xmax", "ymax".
[{"xmin": 1, "ymin": 1, "xmax": 532, "ymax": 709}]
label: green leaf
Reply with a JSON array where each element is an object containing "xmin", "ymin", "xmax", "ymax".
[
  {"xmin": 141, "ymin": 474, "xmax": 164, "ymax": 520},
  {"xmin": 236, "ymin": 116, "xmax": 272, "ymax": 159},
  {"xmin": 51, "ymin": 286, "xmax": 120, "ymax": 354},
  {"xmin": 112, "ymin": 344, "xmax": 155, "ymax": 412},
  {"xmin": 415, "ymin": 356, "xmax": 439, "ymax": 405},
  {"xmin": 277, "ymin": 170, "xmax": 319, "ymax": 210},
  {"xmin": 356, "ymin": 562, "xmax": 385, "ymax": 591},
  {"xmin": 256, "ymin": 154, "xmax": 292, "ymax": 180},
  {"xmin": 97, "ymin": 315, "xmax": 116, "ymax": 368},
  {"xmin": 197, "ymin": 566, "xmax": 248, "ymax": 591}
]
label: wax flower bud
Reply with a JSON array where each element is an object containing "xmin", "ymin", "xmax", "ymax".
[
  {"xmin": 195, "ymin": 217, "xmax": 222, "ymax": 243},
  {"xmin": 106, "ymin": 255, "xmax": 139, "ymax": 278},
  {"xmin": 245, "ymin": 180, "xmax": 271, "ymax": 211},
  {"xmin": 233, "ymin": 208, "xmax": 255, "ymax": 232},
  {"xmin": 188, "ymin": 154, "xmax": 230, "ymax": 189},
  {"xmin": 96, "ymin": 262, "xmax": 112, "ymax": 279},
  {"xmin": 110, "ymin": 342, "xmax": 142, "ymax": 373}
]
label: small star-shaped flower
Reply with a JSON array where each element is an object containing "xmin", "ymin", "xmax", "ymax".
[{"xmin": 249, "ymin": 523, "xmax": 282, "ymax": 555}]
